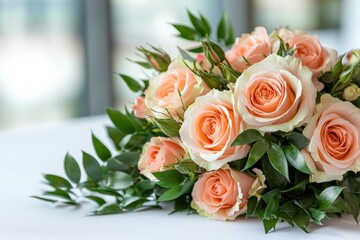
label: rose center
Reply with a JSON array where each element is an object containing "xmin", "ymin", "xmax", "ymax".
[{"xmin": 322, "ymin": 123, "xmax": 353, "ymax": 160}]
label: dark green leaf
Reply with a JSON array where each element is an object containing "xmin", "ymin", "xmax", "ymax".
[
  {"xmin": 343, "ymin": 191, "xmax": 359, "ymax": 222},
  {"xmin": 31, "ymin": 195, "xmax": 57, "ymax": 203},
  {"xmin": 317, "ymin": 186, "xmax": 344, "ymax": 211},
  {"xmin": 82, "ymin": 152, "xmax": 103, "ymax": 182},
  {"xmin": 225, "ymin": 22, "xmax": 235, "ymax": 46},
  {"xmin": 108, "ymin": 152, "xmax": 140, "ymax": 169},
  {"xmin": 126, "ymin": 59, "xmax": 152, "ymax": 69},
  {"xmin": 78, "ymin": 180, "xmax": 98, "ymax": 189},
  {"xmin": 91, "ymin": 204, "xmax": 122, "ymax": 215},
  {"xmin": 284, "ymin": 144, "xmax": 312, "ymax": 174},
  {"xmin": 263, "ymin": 218, "xmax": 278, "ymax": 233},
  {"xmin": 43, "ymin": 174, "xmax": 72, "ymax": 189},
  {"xmin": 157, "ymin": 178, "xmax": 196, "ymax": 202},
  {"xmin": 309, "ymin": 208, "xmax": 329, "ymax": 225},
  {"xmin": 107, "ymin": 157, "xmax": 129, "ymax": 171},
  {"xmin": 89, "ymin": 187, "xmax": 122, "ymax": 197},
  {"xmin": 348, "ymin": 172, "xmax": 360, "ymax": 193},
  {"xmin": 136, "ymin": 179, "xmax": 155, "ymax": 195},
  {"xmin": 44, "ymin": 189, "xmax": 72, "ymax": 201},
  {"xmin": 200, "ymin": 14, "xmax": 211, "ymax": 36},
  {"xmin": 264, "ymin": 198, "xmax": 279, "ymax": 220},
  {"xmin": 118, "ymin": 74, "xmax": 142, "ymax": 92},
  {"xmin": 123, "ymin": 197, "xmax": 147, "ymax": 209},
  {"xmin": 119, "ymin": 133, "xmax": 148, "ymax": 150},
  {"xmin": 106, "ymin": 108, "xmax": 135, "ymax": 134},
  {"xmin": 246, "ymin": 196, "xmax": 258, "ymax": 218},
  {"xmin": 287, "ymin": 132, "xmax": 310, "ymax": 150},
  {"xmin": 267, "ymin": 143, "xmax": 289, "ymax": 181},
  {"xmin": 107, "ymin": 171, "xmax": 133, "ymax": 190},
  {"xmin": 262, "ymin": 189, "xmax": 281, "ymax": 204},
  {"xmin": 293, "ymin": 205, "xmax": 310, "ymax": 233},
  {"xmin": 153, "ymin": 169, "xmax": 185, "ymax": 188},
  {"xmin": 187, "ymin": 45, "xmax": 203, "ymax": 53},
  {"xmin": 187, "ymin": 10, "xmax": 206, "ymax": 36},
  {"xmin": 64, "ymin": 153, "xmax": 81, "ymax": 184},
  {"xmin": 244, "ymin": 138, "xmax": 269, "ymax": 170},
  {"xmin": 106, "ymin": 126, "xmax": 126, "ymax": 150},
  {"xmin": 232, "ymin": 129, "xmax": 262, "ymax": 146},
  {"xmin": 262, "ymin": 156, "xmax": 288, "ymax": 189},
  {"xmin": 85, "ymin": 196, "xmax": 106, "ymax": 206},
  {"xmin": 170, "ymin": 196, "xmax": 191, "ymax": 214},
  {"xmin": 172, "ymin": 24, "xmax": 198, "ymax": 41},
  {"xmin": 92, "ymin": 133, "xmax": 112, "ymax": 162},
  {"xmin": 228, "ymin": 158, "xmax": 247, "ymax": 170},
  {"xmin": 281, "ymin": 179, "xmax": 308, "ymax": 193}
]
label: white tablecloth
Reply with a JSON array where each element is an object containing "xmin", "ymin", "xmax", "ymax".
[{"xmin": 0, "ymin": 115, "xmax": 359, "ymax": 239}]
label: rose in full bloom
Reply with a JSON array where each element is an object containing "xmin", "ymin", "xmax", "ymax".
[
  {"xmin": 179, "ymin": 89, "xmax": 250, "ymax": 171},
  {"xmin": 302, "ymin": 94, "xmax": 360, "ymax": 183},
  {"xmin": 225, "ymin": 27, "xmax": 271, "ymax": 72},
  {"xmin": 270, "ymin": 28, "xmax": 338, "ymax": 90},
  {"xmin": 138, "ymin": 137, "xmax": 185, "ymax": 181},
  {"xmin": 144, "ymin": 59, "xmax": 208, "ymax": 119},
  {"xmin": 133, "ymin": 96, "xmax": 149, "ymax": 119},
  {"xmin": 234, "ymin": 53, "xmax": 317, "ymax": 132},
  {"xmin": 191, "ymin": 167, "xmax": 266, "ymax": 221}
]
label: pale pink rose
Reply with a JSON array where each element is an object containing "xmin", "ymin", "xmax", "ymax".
[
  {"xmin": 138, "ymin": 137, "xmax": 185, "ymax": 181},
  {"xmin": 225, "ymin": 27, "xmax": 271, "ymax": 72},
  {"xmin": 133, "ymin": 96, "xmax": 148, "ymax": 119},
  {"xmin": 302, "ymin": 94, "xmax": 360, "ymax": 183},
  {"xmin": 234, "ymin": 54, "xmax": 317, "ymax": 132},
  {"xmin": 144, "ymin": 59, "xmax": 208, "ymax": 119},
  {"xmin": 191, "ymin": 167, "xmax": 266, "ymax": 221},
  {"xmin": 179, "ymin": 89, "xmax": 250, "ymax": 170},
  {"xmin": 270, "ymin": 28, "xmax": 338, "ymax": 90}
]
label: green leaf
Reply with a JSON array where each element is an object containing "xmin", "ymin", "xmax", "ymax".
[
  {"xmin": 151, "ymin": 117, "xmax": 181, "ymax": 137},
  {"xmin": 157, "ymin": 178, "xmax": 196, "ymax": 202},
  {"xmin": 264, "ymin": 198, "xmax": 279, "ymax": 220},
  {"xmin": 217, "ymin": 12, "xmax": 227, "ymax": 41},
  {"xmin": 85, "ymin": 196, "xmax": 106, "ymax": 207},
  {"xmin": 267, "ymin": 143, "xmax": 289, "ymax": 181},
  {"xmin": 119, "ymin": 133, "xmax": 148, "ymax": 150},
  {"xmin": 31, "ymin": 195, "xmax": 57, "ymax": 203},
  {"xmin": 317, "ymin": 186, "xmax": 344, "ymax": 211},
  {"xmin": 187, "ymin": 45, "xmax": 203, "ymax": 53},
  {"xmin": 200, "ymin": 14, "xmax": 211, "ymax": 36},
  {"xmin": 89, "ymin": 187, "xmax": 122, "ymax": 197},
  {"xmin": 107, "ymin": 157, "xmax": 129, "ymax": 171},
  {"xmin": 343, "ymin": 191, "xmax": 359, "ymax": 222},
  {"xmin": 232, "ymin": 129, "xmax": 262, "ymax": 146},
  {"xmin": 106, "ymin": 108, "xmax": 135, "ymax": 134},
  {"xmin": 293, "ymin": 205, "xmax": 310, "ymax": 233},
  {"xmin": 118, "ymin": 74, "xmax": 142, "ymax": 92},
  {"xmin": 91, "ymin": 204, "xmax": 122, "ymax": 215},
  {"xmin": 309, "ymin": 208, "xmax": 329, "ymax": 225},
  {"xmin": 172, "ymin": 24, "xmax": 198, "ymax": 41},
  {"xmin": 153, "ymin": 169, "xmax": 185, "ymax": 188},
  {"xmin": 64, "ymin": 153, "xmax": 81, "ymax": 184},
  {"xmin": 177, "ymin": 46, "xmax": 195, "ymax": 62},
  {"xmin": 263, "ymin": 218, "xmax": 278, "ymax": 233},
  {"xmin": 82, "ymin": 151, "xmax": 103, "ymax": 182},
  {"xmin": 136, "ymin": 179, "xmax": 156, "ymax": 195},
  {"xmin": 170, "ymin": 196, "xmax": 192, "ymax": 214},
  {"xmin": 262, "ymin": 156, "xmax": 288, "ymax": 189},
  {"xmin": 246, "ymin": 196, "xmax": 258, "ymax": 218},
  {"xmin": 107, "ymin": 171, "xmax": 133, "ymax": 190},
  {"xmin": 287, "ymin": 132, "xmax": 310, "ymax": 150},
  {"xmin": 44, "ymin": 189, "xmax": 72, "ymax": 201},
  {"xmin": 244, "ymin": 138, "xmax": 269, "ymax": 170},
  {"xmin": 92, "ymin": 133, "xmax": 112, "ymax": 162},
  {"xmin": 225, "ymin": 22, "xmax": 235, "ymax": 46},
  {"xmin": 187, "ymin": 10, "xmax": 206, "ymax": 36},
  {"xmin": 284, "ymin": 144, "xmax": 312, "ymax": 174},
  {"xmin": 281, "ymin": 179, "xmax": 308, "ymax": 193},
  {"xmin": 106, "ymin": 126, "xmax": 126, "ymax": 150},
  {"xmin": 107, "ymin": 152, "xmax": 140, "ymax": 171},
  {"xmin": 43, "ymin": 174, "xmax": 72, "ymax": 189}
]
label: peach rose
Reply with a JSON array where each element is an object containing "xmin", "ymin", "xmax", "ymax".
[
  {"xmin": 270, "ymin": 28, "xmax": 338, "ymax": 90},
  {"xmin": 133, "ymin": 96, "xmax": 148, "ymax": 119},
  {"xmin": 191, "ymin": 167, "xmax": 266, "ymax": 221},
  {"xmin": 302, "ymin": 94, "xmax": 360, "ymax": 183},
  {"xmin": 179, "ymin": 89, "xmax": 250, "ymax": 170},
  {"xmin": 234, "ymin": 54, "xmax": 317, "ymax": 132},
  {"xmin": 138, "ymin": 137, "xmax": 185, "ymax": 181},
  {"xmin": 144, "ymin": 59, "xmax": 208, "ymax": 119},
  {"xmin": 225, "ymin": 27, "xmax": 271, "ymax": 72}
]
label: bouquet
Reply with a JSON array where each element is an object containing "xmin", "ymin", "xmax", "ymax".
[{"xmin": 33, "ymin": 11, "xmax": 360, "ymax": 233}]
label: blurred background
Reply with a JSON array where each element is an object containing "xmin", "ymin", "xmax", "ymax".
[{"xmin": 0, "ymin": 0, "xmax": 358, "ymax": 130}]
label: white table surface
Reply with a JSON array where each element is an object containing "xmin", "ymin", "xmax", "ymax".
[{"xmin": 0, "ymin": 115, "xmax": 359, "ymax": 240}]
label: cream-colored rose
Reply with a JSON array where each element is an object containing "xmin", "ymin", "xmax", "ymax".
[
  {"xmin": 191, "ymin": 167, "xmax": 266, "ymax": 221},
  {"xmin": 138, "ymin": 137, "xmax": 185, "ymax": 181},
  {"xmin": 234, "ymin": 54, "xmax": 317, "ymax": 132},
  {"xmin": 144, "ymin": 59, "xmax": 208, "ymax": 119},
  {"xmin": 225, "ymin": 27, "xmax": 271, "ymax": 72},
  {"xmin": 270, "ymin": 28, "xmax": 337, "ymax": 90},
  {"xmin": 179, "ymin": 89, "xmax": 250, "ymax": 170},
  {"xmin": 133, "ymin": 96, "xmax": 149, "ymax": 119},
  {"xmin": 302, "ymin": 94, "xmax": 360, "ymax": 183}
]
